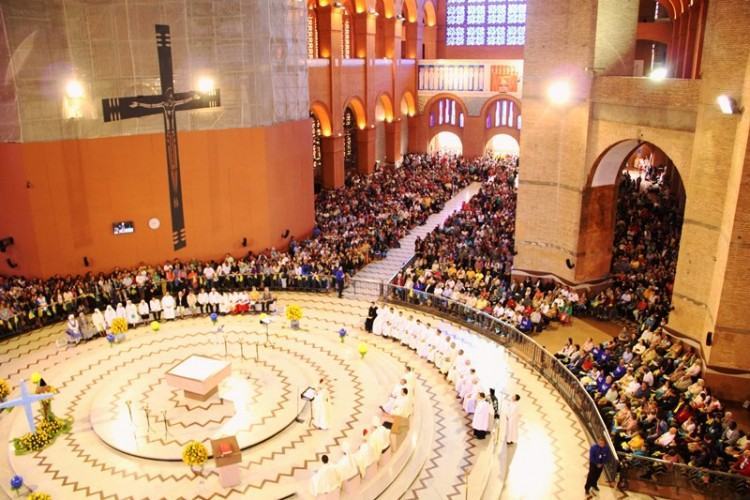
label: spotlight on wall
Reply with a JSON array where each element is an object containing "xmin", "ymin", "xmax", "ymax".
[
  {"xmin": 546, "ymin": 80, "xmax": 572, "ymax": 106},
  {"xmin": 717, "ymin": 95, "xmax": 741, "ymax": 115},
  {"xmin": 281, "ymin": 229, "xmax": 290, "ymax": 239},
  {"xmin": 565, "ymin": 258, "xmax": 575, "ymax": 269},
  {"xmin": 649, "ymin": 67, "xmax": 668, "ymax": 82},
  {"xmin": 241, "ymin": 237, "xmax": 248, "ymax": 247},
  {"xmin": 83, "ymin": 256, "xmax": 90, "ymax": 267},
  {"xmin": 197, "ymin": 77, "xmax": 215, "ymax": 93},
  {"xmin": 368, "ymin": 7, "xmax": 379, "ymax": 16},
  {"xmin": 0, "ymin": 237, "xmax": 14, "ymax": 252},
  {"xmin": 65, "ymin": 79, "xmax": 85, "ymax": 99},
  {"xmin": 6, "ymin": 258, "xmax": 17, "ymax": 269}
]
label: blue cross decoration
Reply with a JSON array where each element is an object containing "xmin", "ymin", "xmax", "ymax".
[{"xmin": 0, "ymin": 381, "xmax": 55, "ymax": 433}]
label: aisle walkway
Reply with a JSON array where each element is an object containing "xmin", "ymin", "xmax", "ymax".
[{"xmin": 346, "ymin": 182, "xmax": 481, "ymax": 298}]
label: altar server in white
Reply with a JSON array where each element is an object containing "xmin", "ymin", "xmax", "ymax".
[
  {"xmin": 313, "ymin": 379, "xmax": 331, "ymax": 430},
  {"xmin": 335, "ymin": 441, "xmax": 359, "ymax": 483},
  {"xmin": 505, "ymin": 394, "xmax": 521, "ymax": 445},
  {"xmin": 382, "ymin": 387, "xmax": 413, "ymax": 418},
  {"xmin": 354, "ymin": 430, "xmax": 377, "ymax": 475},
  {"xmin": 104, "ymin": 305, "xmax": 117, "ymax": 328},
  {"xmin": 149, "ymin": 296, "xmax": 162, "ymax": 321},
  {"xmin": 310, "ymin": 454, "xmax": 342, "ymax": 496},
  {"xmin": 161, "ymin": 293, "xmax": 176, "ymax": 320},
  {"xmin": 115, "ymin": 302, "xmax": 127, "ymax": 320},
  {"xmin": 369, "ymin": 417, "xmax": 391, "ymax": 454},
  {"xmin": 372, "ymin": 306, "xmax": 389, "ymax": 336},
  {"xmin": 92, "ymin": 308, "xmax": 106, "ymax": 335},
  {"xmin": 472, "ymin": 392, "xmax": 492, "ymax": 439},
  {"xmin": 137, "ymin": 299, "xmax": 150, "ymax": 322}
]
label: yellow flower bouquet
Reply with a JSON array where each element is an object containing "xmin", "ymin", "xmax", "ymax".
[
  {"xmin": 110, "ymin": 317, "xmax": 128, "ymax": 334},
  {"xmin": 285, "ymin": 304, "xmax": 303, "ymax": 321},
  {"xmin": 0, "ymin": 378, "xmax": 10, "ymax": 401},
  {"xmin": 182, "ymin": 440, "xmax": 208, "ymax": 471},
  {"xmin": 28, "ymin": 492, "xmax": 52, "ymax": 500}
]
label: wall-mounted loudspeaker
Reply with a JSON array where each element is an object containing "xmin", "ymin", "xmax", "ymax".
[
  {"xmin": 706, "ymin": 331, "xmax": 713, "ymax": 346},
  {"xmin": 565, "ymin": 258, "xmax": 575, "ymax": 269},
  {"xmin": 0, "ymin": 237, "xmax": 14, "ymax": 252},
  {"xmin": 6, "ymin": 258, "xmax": 17, "ymax": 268},
  {"xmin": 241, "ymin": 238, "xmax": 248, "ymax": 247},
  {"xmin": 83, "ymin": 256, "xmax": 90, "ymax": 267}
]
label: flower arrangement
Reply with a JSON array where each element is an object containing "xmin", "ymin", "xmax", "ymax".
[
  {"xmin": 150, "ymin": 321, "xmax": 160, "ymax": 332},
  {"xmin": 285, "ymin": 304, "xmax": 303, "ymax": 322},
  {"xmin": 182, "ymin": 441, "xmax": 208, "ymax": 474},
  {"xmin": 210, "ymin": 312, "xmax": 218, "ymax": 324},
  {"xmin": 338, "ymin": 328, "xmax": 347, "ymax": 343},
  {"xmin": 28, "ymin": 493, "xmax": 52, "ymax": 500},
  {"xmin": 110, "ymin": 318, "xmax": 128, "ymax": 334},
  {"xmin": 13, "ymin": 416, "xmax": 72, "ymax": 455},
  {"xmin": 358, "ymin": 342, "xmax": 368, "ymax": 359},
  {"xmin": 10, "ymin": 475, "xmax": 23, "ymax": 493},
  {"xmin": 0, "ymin": 378, "xmax": 10, "ymax": 401}
]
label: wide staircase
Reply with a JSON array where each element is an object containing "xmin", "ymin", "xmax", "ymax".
[{"xmin": 345, "ymin": 182, "xmax": 482, "ymax": 300}]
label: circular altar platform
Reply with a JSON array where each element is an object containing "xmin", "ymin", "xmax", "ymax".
[{"xmin": 89, "ymin": 340, "xmax": 310, "ymax": 460}]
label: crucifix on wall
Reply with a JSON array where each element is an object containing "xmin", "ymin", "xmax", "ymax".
[{"xmin": 102, "ymin": 24, "xmax": 220, "ymax": 250}]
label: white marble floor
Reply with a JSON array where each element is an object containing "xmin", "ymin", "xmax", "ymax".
[{"xmin": 0, "ymin": 294, "xmax": 663, "ymax": 500}]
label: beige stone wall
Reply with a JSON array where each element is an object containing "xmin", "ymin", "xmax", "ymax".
[
  {"xmin": 0, "ymin": 0, "xmax": 309, "ymax": 143},
  {"xmin": 593, "ymin": 0, "xmax": 638, "ymax": 76}
]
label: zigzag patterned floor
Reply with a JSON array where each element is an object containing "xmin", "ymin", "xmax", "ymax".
[{"xmin": 0, "ymin": 293, "xmax": 657, "ymax": 499}]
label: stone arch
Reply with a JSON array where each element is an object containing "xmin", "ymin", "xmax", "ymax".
[
  {"xmin": 310, "ymin": 101, "xmax": 333, "ymax": 136},
  {"xmin": 576, "ymin": 140, "xmax": 686, "ymax": 282},
  {"xmin": 374, "ymin": 92, "xmax": 395, "ymax": 122},
  {"xmin": 343, "ymin": 96, "xmax": 367, "ymax": 129},
  {"xmin": 400, "ymin": 90, "xmax": 416, "ymax": 117},
  {"xmin": 423, "ymin": 0, "xmax": 436, "ymax": 27}
]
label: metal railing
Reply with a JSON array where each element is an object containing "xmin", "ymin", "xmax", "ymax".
[{"xmin": 377, "ymin": 284, "xmax": 750, "ymax": 497}]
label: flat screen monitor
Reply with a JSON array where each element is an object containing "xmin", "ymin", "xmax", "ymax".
[
  {"xmin": 301, "ymin": 387, "xmax": 317, "ymax": 401},
  {"xmin": 113, "ymin": 221, "xmax": 134, "ymax": 235}
]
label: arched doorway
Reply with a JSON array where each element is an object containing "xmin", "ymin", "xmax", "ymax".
[
  {"xmin": 486, "ymin": 133, "xmax": 520, "ymax": 156},
  {"xmin": 399, "ymin": 92, "xmax": 416, "ymax": 158},
  {"xmin": 343, "ymin": 106, "xmax": 358, "ymax": 174},
  {"xmin": 577, "ymin": 141, "xmax": 686, "ymax": 323},
  {"xmin": 310, "ymin": 112, "xmax": 323, "ymax": 192},
  {"xmin": 428, "ymin": 131, "xmax": 462, "ymax": 154}
]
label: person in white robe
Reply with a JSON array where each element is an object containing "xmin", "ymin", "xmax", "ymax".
[
  {"xmin": 403, "ymin": 366, "xmax": 416, "ymax": 394},
  {"xmin": 452, "ymin": 359, "xmax": 472, "ymax": 392},
  {"xmin": 65, "ymin": 314, "xmax": 82, "ymax": 342},
  {"xmin": 458, "ymin": 369, "xmax": 477, "ymax": 400},
  {"xmin": 104, "ymin": 305, "xmax": 117, "ymax": 328},
  {"xmin": 439, "ymin": 342, "xmax": 457, "ymax": 375},
  {"xmin": 462, "ymin": 378, "xmax": 481, "ymax": 414},
  {"xmin": 161, "ymin": 293, "xmax": 176, "ymax": 320},
  {"xmin": 369, "ymin": 417, "xmax": 391, "ymax": 454},
  {"xmin": 407, "ymin": 319, "xmax": 422, "ymax": 350},
  {"xmin": 197, "ymin": 289, "xmax": 209, "ymax": 314},
  {"xmin": 149, "ymin": 296, "xmax": 162, "ymax": 321},
  {"xmin": 335, "ymin": 441, "xmax": 359, "ymax": 483},
  {"xmin": 92, "ymin": 308, "xmax": 106, "ymax": 336},
  {"xmin": 186, "ymin": 291, "xmax": 198, "ymax": 315},
  {"xmin": 125, "ymin": 300, "xmax": 140, "ymax": 327},
  {"xmin": 353, "ymin": 431, "xmax": 377, "ymax": 476},
  {"xmin": 312, "ymin": 379, "xmax": 331, "ymax": 430},
  {"xmin": 389, "ymin": 311, "xmax": 405, "ymax": 341},
  {"xmin": 447, "ymin": 350, "xmax": 467, "ymax": 384},
  {"xmin": 115, "ymin": 303, "xmax": 127, "ymax": 320},
  {"xmin": 218, "ymin": 293, "xmax": 230, "ymax": 315},
  {"xmin": 505, "ymin": 394, "xmax": 521, "ymax": 444},
  {"xmin": 416, "ymin": 325, "xmax": 433, "ymax": 358},
  {"xmin": 372, "ymin": 307, "xmax": 389, "ymax": 336},
  {"xmin": 310, "ymin": 454, "xmax": 342, "ymax": 496},
  {"xmin": 383, "ymin": 387, "xmax": 413, "ymax": 418},
  {"xmin": 208, "ymin": 288, "xmax": 222, "ymax": 314},
  {"xmin": 137, "ymin": 300, "xmax": 150, "ymax": 321},
  {"xmin": 381, "ymin": 379, "xmax": 407, "ymax": 414},
  {"xmin": 472, "ymin": 392, "xmax": 492, "ymax": 439}
]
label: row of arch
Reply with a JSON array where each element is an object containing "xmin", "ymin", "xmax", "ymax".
[
  {"xmin": 310, "ymin": 91, "xmax": 416, "ymax": 137},
  {"xmin": 307, "ymin": 0, "xmax": 437, "ymax": 59}
]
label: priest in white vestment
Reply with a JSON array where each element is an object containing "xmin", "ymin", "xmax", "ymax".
[
  {"xmin": 92, "ymin": 308, "xmax": 106, "ymax": 335},
  {"xmin": 310, "ymin": 454, "xmax": 342, "ymax": 496},
  {"xmin": 447, "ymin": 350, "xmax": 467, "ymax": 385},
  {"xmin": 458, "ymin": 369, "xmax": 478, "ymax": 400},
  {"xmin": 137, "ymin": 300, "xmax": 150, "ymax": 321},
  {"xmin": 381, "ymin": 378, "xmax": 407, "ymax": 414},
  {"xmin": 472, "ymin": 392, "xmax": 492, "ymax": 439},
  {"xmin": 161, "ymin": 293, "xmax": 176, "ymax": 320},
  {"xmin": 383, "ymin": 387, "xmax": 413, "ymax": 418},
  {"xmin": 369, "ymin": 417, "xmax": 391, "ymax": 454},
  {"xmin": 104, "ymin": 305, "xmax": 117, "ymax": 328},
  {"xmin": 505, "ymin": 394, "xmax": 521, "ymax": 444},
  {"xmin": 335, "ymin": 441, "xmax": 359, "ymax": 483},
  {"xmin": 149, "ymin": 297, "xmax": 162, "ymax": 320},
  {"xmin": 125, "ymin": 300, "xmax": 140, "ymax": 327},
  {"xmin": 115, "ymin": 303, "xmax": 127, "ymax": 320},
  {"xmin": 313, "ymin": 380, "xmax": 331, "ymax": 430},
  {"xmin": 372, "ymin": 307, "xmax": 389, "ymax": 336},
  {"xmin": 462, "ymin": 378, "xmax": 480, "ymax": 414},
  {"xmin": 353, "ymin": 431, "xmax": 378, "ymax": 475}
]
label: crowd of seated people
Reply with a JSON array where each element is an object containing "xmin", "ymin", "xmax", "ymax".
[
  {"xmin": 588, "ymin": 172, "xmax": 682, "ymax": 323},
  {"xmin": 394, "ymin": 155, "xmax": 582, "ymax": 333},
  {"xmin": 558, "ymin": 321, "xmax": 750, "ymax": 477},
  {"xmin": 0, "ymin": 154, "xmax": 489, "ymax": 337}
]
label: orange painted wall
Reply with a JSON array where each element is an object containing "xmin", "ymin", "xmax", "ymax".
[{"xmin": 0, "ymin": 119, "xmax": 314, "ymax": 277}]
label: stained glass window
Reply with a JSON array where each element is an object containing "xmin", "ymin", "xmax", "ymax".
[
  {"xmin": 429, "ymin": 98, "xmax": 464, "ymax": 128},
  {"xmin": 485, "ymin": 99, "xmax": 521, "ymax": 129},
  {"xmin": 445, "ymin": 0, "xmax": 526, "ymax": 47}
]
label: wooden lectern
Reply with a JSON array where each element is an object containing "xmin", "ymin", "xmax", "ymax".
[{"xmin": 211, "ymin": 436, "xmax": 241, "ymax": 487}]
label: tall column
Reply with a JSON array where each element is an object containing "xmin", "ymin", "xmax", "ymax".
[
  {"xmin": 404, "ymin": 21, "xmax": 423, "ymax": 59},
  {"xmin": 423, "ymin": 24, "xmax": 437, "ymax": 59},
  {"xmin": 385, "ymin": 120, "xmax": 401, "ymax": 163},
  {"xmin": 317, "ymin": 6, "xmax": 345, "ymax": 188},
  {"xmin": 321, "ymin": 135, "xmax": 345, "ymax": 189},
  {"xmin": 353, "ymin": 11, "xmax": 376, "ymax": 59},
  {"xmin": 356, "ymin": 126, "xmax": 376, "ymax": 175},
  {"xmin": 383, "ymin": 17, "xmax": 403, "ymax": 60},
  {"xmin": 593, "ymin": 0, "xmax": 638, "ymax": 76},
  {"xmin": 407, "ymin": 115, "xmax": 422, "ymax": 153}
]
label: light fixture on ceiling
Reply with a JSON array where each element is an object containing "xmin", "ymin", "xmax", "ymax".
[{"xmin": 717, "ymin": 94, "xmax": 741, "ymax": 115}]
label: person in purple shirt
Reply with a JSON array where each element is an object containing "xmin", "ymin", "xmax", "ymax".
[{"xmin": 585, "ymin": 437, "xmax": 612, "ymax": 497}]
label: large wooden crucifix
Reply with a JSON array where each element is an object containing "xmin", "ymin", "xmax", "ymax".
[{"xmin": 102, "ymin": 24, "xmax": 220, "ymax": 250}]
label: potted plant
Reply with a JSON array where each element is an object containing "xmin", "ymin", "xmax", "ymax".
[
  {"xmin": 182, "ymin": 440, "xmax": 208, "ymax": 476},
  {"xmin": 358, "ymin": 342, "xmax": 368, "ymax": 360},
  {"xmin": 338, "ymin": 328, "xmax": 347, "ymax": 343},
  {"xmin": 285, "ymin": 304, "xmax": 303, "ymax": 329},
  {"xmin": 0, "ymin": 378, "xmax": 10, "ymax": 403}
]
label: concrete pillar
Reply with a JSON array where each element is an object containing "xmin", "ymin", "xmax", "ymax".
[
  {"xmin": 356, "ymin": 126, "xmax": 376, "ymax": 175},
  {"xmin": 404, "ymin": 21, "xmax": 423, "ymax": 59},
  {"xmin": 321, "ymin": 136, "xmax": 345, "ymax": 189},
  {"xmin": 353, "ymin": 11, "xmax": 376, "ymax": 59},
  {"xmin": 594, "ymin": 0, "xmax": 639, "ymax": 76},
  {"xmin": 423, "ymin": 24, "xmax": 437, "ymax": 59},
  {"xmin": 383, "ymin": 17, "xmax": 403, "ymax": 60},
  {"xmin": 385, "ymin": 120, "xmax": 401, "ymax": 163}
]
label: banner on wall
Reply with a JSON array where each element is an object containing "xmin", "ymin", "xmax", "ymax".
[{"xmin": 417, "ymin": 59, "xmax": 524, "ymax": 99}]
